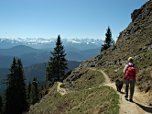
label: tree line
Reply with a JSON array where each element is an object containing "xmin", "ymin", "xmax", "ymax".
[
  {"xmin": 0, "ymin": 35, "xmax": 67, "ymax": 114},
  {"xmin": 0, "ymin": 27, "xmax": 114, "ymax": 114}
]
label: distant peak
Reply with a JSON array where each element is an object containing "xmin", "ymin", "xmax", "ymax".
[{"xmin": 11, "ymin": 45, "xmax": 36, "ymax": 50}]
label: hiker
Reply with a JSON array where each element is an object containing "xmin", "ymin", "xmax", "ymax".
[{"xmin": 123, "ymin": 57, "xmax": 138, "ymax": 102}]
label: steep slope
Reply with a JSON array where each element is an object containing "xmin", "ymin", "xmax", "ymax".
[
  {"xmin": 80, "ymin": 0, "xmax": 152, "ymax": 105},
  {"xmin": 81, "ymin": 0, "xmax": 152, "ymax": 67},
  {"xmin": 89, "ymin": 68, "xmax": 152, "ymax": 114},
  {"xmin": 28, "ymin": 67, "xmax": 152, "ymax": 114},
  {"xmin": 28, "ymin": 68, "xmax": 119, "ymax": 114}
]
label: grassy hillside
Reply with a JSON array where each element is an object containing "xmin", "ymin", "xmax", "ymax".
[
  {"xmin": 80, "ymin": 1, "xmax": 152, "ymax": 93},
  {"xmin": 28, "ymin": 69, "xmax": 119, "ymax": 114},
  {"xmin": 76, "ymin": 1, "xmax": 152, "ymax": 105}
]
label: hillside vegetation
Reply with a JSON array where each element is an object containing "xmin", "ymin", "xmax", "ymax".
[
  {"xmin": 80, "ymin": 0, "xmax": 152, "ymax": 100},
  {"xmin": 28, "ymin": 69, "xmax": 119, "ymax": 114}
]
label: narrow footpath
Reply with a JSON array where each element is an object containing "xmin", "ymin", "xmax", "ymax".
[
  {"xmin": 56, "ymin": 68, "xmax": 152, "ymax": 114},
  {"xmin": 90, "ymin": 68, "xmax": 152, "ymax": 114}
]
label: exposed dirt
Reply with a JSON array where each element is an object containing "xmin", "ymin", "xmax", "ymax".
[
  {"xmin": 57, "ymin": 82, "xmax": 68, "ymax": 95},
  {"xmin": 92, "ymin": 68, "xmax": 152, "ymax": 114},
  {"xmin": 57, "ymin": 68, "xmax": 152, "ymax": 114}
]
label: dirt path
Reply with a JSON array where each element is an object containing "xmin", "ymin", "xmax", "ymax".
[
  {"xmin": 90, "ymin": 68, "xmax": 152, "ymax": 114},
  {"xmin": 57, "ymin": 82, "xmax": 68, "ymax": 95},
  {"xmin": 57, "ymin": 68, "xmax": 152, "ymax": 114}
]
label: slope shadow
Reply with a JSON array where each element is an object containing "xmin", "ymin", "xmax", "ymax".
[{"xmin": 135, "ymin": 102, "xmax": 152, "ymax": 113}]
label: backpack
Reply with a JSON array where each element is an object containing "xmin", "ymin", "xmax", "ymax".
[{"xmin": 125, "ymin": 64, "xmax": 136, "ymax": 80}]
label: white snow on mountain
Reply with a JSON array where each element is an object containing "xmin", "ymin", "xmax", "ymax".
[
  {"xmin": 71, "ymin": 40, "xmax": 81, "ymax": 44},
  {"xmin": 14, "ymin": 38, "xmax": 53, "ymax": 44},
  {"xmin": 0, "ymin": 38, "xmax": 101, "ymax": 44},
  {"xmin": 0, "ymin": 38, "xmax": 103, "ymax": 49}
]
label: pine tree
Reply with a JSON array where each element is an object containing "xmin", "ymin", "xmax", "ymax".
[
  {"xmin": 16, "ymin": 59, "xmax": 28, "ymax": 112},
  {"xmin": 5, "ymin": 57, "xmax": 28, "ymax": 114},
  {"xmin": 0, "ymin": 95, "xmax": 3, "ymax": 113},
  {"xmin": 46, "ymin": 35, "xmax": 67, "ymax": 84},
  {"xmin": 5, "ymin": 57, "xmax": 17, "ymax": 114},
  {"xmin": 27, "ymin": 82, "xmax": 31, "ymax": 99},
  {"xmin": 101, "ymin": 27, "xmax": 113, "ymax": 51},
  {"xmin": 30, "ymin": 78, "xmax": 39, "ymax": 105}
]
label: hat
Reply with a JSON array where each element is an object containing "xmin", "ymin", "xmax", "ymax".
[{"xmin": 128, "ymin": 57, "xmax": 133, "ymax": 61}]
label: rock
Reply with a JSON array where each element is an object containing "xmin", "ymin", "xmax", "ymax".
[
  {"xmin": 145, "ymin": 86, "xmax": 151, "ymax": 93},
  {"xmin": 131, "ymin": 9, "xmax": 142, "ymax": 22},
  {"xmin": 148, "ymin": 44, "xmax": 152, "ymax": 50}
]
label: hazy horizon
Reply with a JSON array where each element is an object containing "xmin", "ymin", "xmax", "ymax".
[{"xmin": 0, "ymin": 0, "xmax": 147, "ymax": 40}]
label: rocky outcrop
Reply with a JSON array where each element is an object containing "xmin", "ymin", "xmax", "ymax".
[
  {"xmin": 78, "ymin": 1, "xmax": 152, "ymax": 94},
  {"xmin": 101, "ymin": 0, "xmax": 152, "ymax": 66},
  {"xmin": 131, "ymin": 1, "xmax": 152, "ymax": 22}
]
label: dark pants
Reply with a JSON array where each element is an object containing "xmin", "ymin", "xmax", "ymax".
[{"xmin": 125, "ymin": 79, "xmax": 136, "ymax": 100}]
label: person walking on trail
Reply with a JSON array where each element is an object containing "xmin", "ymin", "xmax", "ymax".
[{"xmin": 123, "ymin": 57, "xmax": 138, "ymax": 102}]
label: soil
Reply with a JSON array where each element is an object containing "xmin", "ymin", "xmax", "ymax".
[{"xmin": 57, "ymin": 68, "xmax": 152, "ymax": 114}]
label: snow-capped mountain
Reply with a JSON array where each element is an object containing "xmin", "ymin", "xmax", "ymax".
[
  {"xmin": 0, "ymin": 38, "xmax": 102, "ymax": 50},
  {"xmin": 0, "ymin": 38, "xmax": 53, "ymax": 49},
  {"xmin": 0, "ymin": 38, "xmax": 102, "ymax": 68}
]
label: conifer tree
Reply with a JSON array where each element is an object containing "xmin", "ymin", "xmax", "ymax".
[
  {"xmin": 5, "ymin": 57, "xmax": 17, "ymax": 114},
  {"xmin": 5, "ymin": 57, "xmax": 28, "ymax": 114},
  {"xmin": 27, "ymin": 82, "xmax": 31, "ymax": 99},
  {"xmin": 30, "ymin": 78, "xmax": 39, "ymax": 105},
  {"xmin": 101, "ymin": 27, "xmax": 113, "ymax": 51},
  {"xmin": 46, "ymin": 35, "xmax": 67, "ymax": 84},
  {"xmin": 0, "ymin": 95, "xmax": 3, "ymax": 113},
  {"xmin": 17, "ymin": 59, "xmax": 28, "ymax": 111}
]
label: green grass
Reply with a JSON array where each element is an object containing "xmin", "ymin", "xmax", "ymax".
[
  {"xmin": 135, "ymin": 51, "xmax": 152, "ymax": 69},
  {"xmin": 66, "ymin": 87, "xmax": 119, "ymax": 114},
  {"xmin": 104, "ymin": 66, "xmax": 124, "ymax": 81},
  {"xmin": 71, "ymin": 69, "xmax": 105, "ymax": 90},
  {"xmin": 28, "ymin": 69, "xmax": 120, "ymax": 114},
  {"xmin": 28, "ymin": 86, "xmax": 119, "ymax": 114}
]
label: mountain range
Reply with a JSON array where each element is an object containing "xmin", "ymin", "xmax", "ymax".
[
  {"xmin": 0, "ymin": 38, "xmax": 102, "ymax": 68},
  {"xmin": 0, "ymin": 38, "xmax": 101, "ymax": 93},
  {"xmin": 0, "ymin": 38, "xmax": 102, "ymax": 50}
]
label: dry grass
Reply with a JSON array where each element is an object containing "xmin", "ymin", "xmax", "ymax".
[{"xmin": 28, "ymin": 69, "xmax": 119, "ymax": 114}]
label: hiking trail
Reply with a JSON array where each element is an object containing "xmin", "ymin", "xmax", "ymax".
[
  {"xmin": 90, "ymin": 68, "xmax": 152, "ymax": 114},
  {"xmin": 57, "ymin": 82, "xmax": 68, "ymax": 95},
  {"xmin": 57, "ymin": 68, "xmax": 152, "ymax": 114}
]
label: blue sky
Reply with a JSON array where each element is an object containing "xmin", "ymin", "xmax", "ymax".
[{"xmin": 0, "ymin": 0, "xmax": 147, "ymax": 40}]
